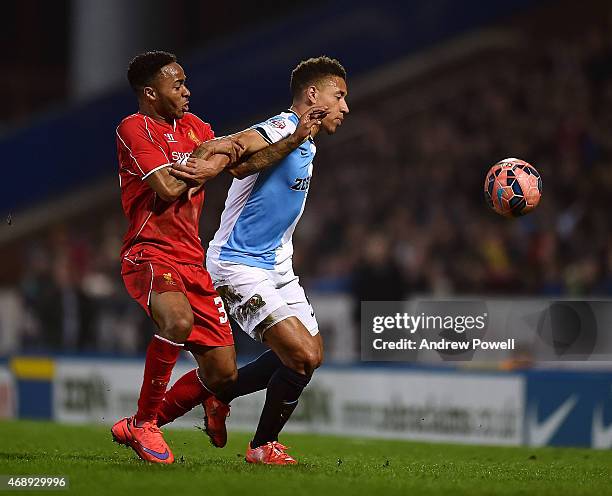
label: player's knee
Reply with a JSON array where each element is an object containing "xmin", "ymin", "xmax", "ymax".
[
  {"xmin": 286, "ymin": 348, "xmax": 319, "ymax": 376},
  {"xmin": 308, "ymin": 351, "xmax": 323, "ymax": 375},
  {"xmin": 158, "ymin": 315, "xmax": 193, "ymax": 343},
  {"xmin": 313, "ymin": 348, "xmax": 323, "ymax": 370}
]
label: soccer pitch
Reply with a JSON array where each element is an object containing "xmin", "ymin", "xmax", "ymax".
[{"xmin": 1, "ymin": 421, "xmax": 610, "ymax": 495}]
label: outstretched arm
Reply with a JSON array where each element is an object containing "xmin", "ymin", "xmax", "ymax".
[
  {"xmin": 228, "ymin": 106, "xmax": 328, "ymax": 179},
  {"xmin": 168, "ymin": 106, "xmax": 328, "ymax": 184},
  {"xmin": 225, "ymin": 130, "xmax": 300, "ymax": 180}
]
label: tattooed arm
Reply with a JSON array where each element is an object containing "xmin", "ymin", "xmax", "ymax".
[
  {"xmin": 166, "ymin": 137, "xmax": 243, "ymax": 196},
  {"xmin": 149, "ymin": 152, "xmax": 231, "ymax": 202},
  {"xmin": 227, "ymin": 132, "xmax": 302, "ymax": 179},
  {"xmin": 227, "ymin": 106, "xmax": 328, "ymax": 180},
  {"xmin": 168, "ymin": 106, "xmax": 328, "ymax": 186}
]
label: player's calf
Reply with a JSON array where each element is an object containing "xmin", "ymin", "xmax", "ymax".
[
  {"xmin": 250, "ymin": 364, "xmax": 311, "ymax": 448},
  {"xmin": 191, "ymin": 343, "xmax": 238, "ymax": 392},
  {"xmin": 203, "ymin": 350, "xmax": 284, "ymax": 448},
  {"xmin": 247, "ymin": 319, "xmax": 319, "ymax": 448},
  {"xmin": 157, "ymin": 368, "xmax": 211, "ymax": 427}
]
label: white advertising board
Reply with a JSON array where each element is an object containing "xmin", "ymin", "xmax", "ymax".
[
  {"xmin": 230, "ymin": 369, "xmax": 524, "ymax": 446},
  {"xmin": 53, "ymin": 359, "xmax": 523, "ymax": 445},
  {"xmin": 53, "ymin": 359, "xmax": 200, "ymax": 427}
]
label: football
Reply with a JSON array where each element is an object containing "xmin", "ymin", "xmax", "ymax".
[{"xmin": 484, "ymin": 158, "xmax": 542, "ymax": 217}]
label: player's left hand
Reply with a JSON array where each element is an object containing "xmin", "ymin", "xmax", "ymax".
[
  {"xmin": 193, "ymin": 138, "xmax": 245, "ymax": 164},
  {"xmin": 219, "ymin": 138, "xmax": 246, "ymax": 165},
  {"xmin": 290, "ymin": 105, "xmax": 329, "ymax": 145}
]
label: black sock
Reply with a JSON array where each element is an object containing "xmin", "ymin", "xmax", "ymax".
[
  {"xmin": 251, "ymin": 365, "xmax": 310, "ymax": 449},
  {"xmin": 216, "ymin": 350, "xmax": 282, "ymax": 404}
]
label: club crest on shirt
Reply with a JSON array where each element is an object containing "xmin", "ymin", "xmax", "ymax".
[
  {"xmin": 267, "ymin": 117, "xmax": 286, "ymax": 129},
  {"xmin": 187, "ymin": 129, "xmax": 202, "ymax": 146},
  {"xmin": 163, "ymin": 273, "xmax": 176, "ymax": 285}
]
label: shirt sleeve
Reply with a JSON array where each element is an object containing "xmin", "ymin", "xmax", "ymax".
[
  {"xmin": 199, "ymin": 120, "xmax": 215, "ymax": 141},
  {"xmin": 251, "ymin": 114, "xmax": 296, "ymax": 144},
  {"xmin": 116, "ymin": 119, "xmax": 172, "ymax": 180}
]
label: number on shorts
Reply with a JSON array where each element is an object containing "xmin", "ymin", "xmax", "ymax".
[{"xmin": 214, "ymin": 296, "xmax": 228, "ymax": 324}]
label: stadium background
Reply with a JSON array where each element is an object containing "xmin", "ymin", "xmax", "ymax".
[{"xmin": 1, "ymin": 0, "xmax": 612, "ymax": 452}]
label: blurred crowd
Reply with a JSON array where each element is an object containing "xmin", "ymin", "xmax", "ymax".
[
  {"xmin": 302, "ymin": 23, "xmax": 612, "ymax": 300},
  {"xmin": 7, "ymin": 21, "xmax": 612, "ymax": 354}
]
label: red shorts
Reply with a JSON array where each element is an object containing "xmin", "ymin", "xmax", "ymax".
[{"xmin": 121, "ymin": 254, "xmax": 233, "ymax": 348}]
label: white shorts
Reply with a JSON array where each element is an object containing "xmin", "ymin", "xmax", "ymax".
[{"xmin": 206, "ymin": 258, "xmax": 319, "ymax": 341}]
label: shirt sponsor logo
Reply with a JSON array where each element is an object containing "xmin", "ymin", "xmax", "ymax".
[
  {"xmin": 171, "ymin": 151, "xmax": 191, "ymax": 163},
  {"xmin": 290, "ymin": 176, "xmax": 311, "ymax": 191}
]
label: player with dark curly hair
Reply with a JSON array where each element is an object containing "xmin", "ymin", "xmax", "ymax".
[{"xmin": 111, "ymin": 51, "xmax": 330, "ymax": 465}]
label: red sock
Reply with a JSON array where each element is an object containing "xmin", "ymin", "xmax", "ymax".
[
  {"xmin": 157, "ymin": 369, "xmax": 212, "ymax": 426},
  {"xmin": 135, "ymin": 335, "xmax": 182, "ymax": 424}
]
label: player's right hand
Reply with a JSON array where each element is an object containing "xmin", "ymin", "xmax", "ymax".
[
  {"xmin": 192, "ymin": 137, "xmax": 245, "ymax": 164},
  {"xmin": 291, "ymin": 106, "xmax": 329, "ymax": 144},
  {"xmin": 211, "ymin": 137, "xmax": 246, "ymax": 165},
  {"xmin": 170, "ymin": 156, "xmax": 227, "ymax": 185}
]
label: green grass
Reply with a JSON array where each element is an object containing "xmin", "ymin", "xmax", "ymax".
[{"xmin": 0, "ymin": 420, "xmax": 610, "ymax": 496}]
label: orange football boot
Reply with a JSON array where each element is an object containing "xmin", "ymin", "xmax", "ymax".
[
  {"xmin": 245, "ymin": 441, "xmax": 297, "ymax": 465},
  {"xmin": 111, "ymin": 416, "xmax": 174, "ymax": 464},
  {"xmin": 203, "ymin": 396, "xmax": 230, "ymax": 447}
]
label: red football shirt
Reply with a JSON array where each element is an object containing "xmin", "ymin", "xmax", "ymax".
[{"xmin": 116, "ymin": 112, "xmax": 215, "ymax": 264}]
